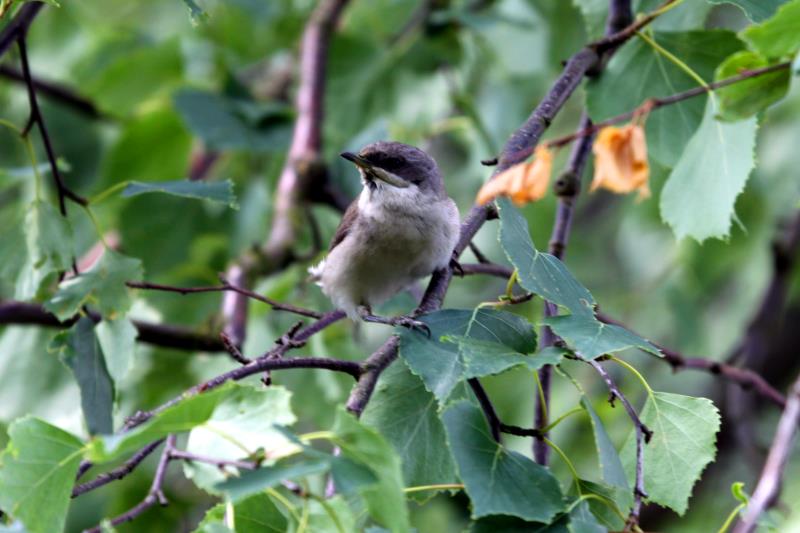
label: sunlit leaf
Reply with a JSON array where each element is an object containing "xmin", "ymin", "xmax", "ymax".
[
  {"xmin": 88, "ymin": 381, "xmax": 238, "ymax": 462},
  {"xmin": 45, "ymin": 251, "xmax": 143, "ymax": 321},
  {"xmin": 184, "ymin": 385, "xmax": 298, "ymax": 492},
  {"xmin": 714, "ymin": 51, "xmax": 790, "ymax": 121},
  {"xmin": 660, "ymin": 99, "xmax": 758, "ymax": 242},
  {"xmin": 0, "ymin": 417, "xmax": 83, "ymax": 533},
  {"xmin": 95, "ymin": 317, "xmax": 137, "ymax": 382},
  {"xmin": 332, "ymin": 407, "xmax": 410, "ymax": 532},
  {"xmin": 740, "ymin": 0, "xmax": 800, "ymax": 58},
  {"xmin": 122, "ymin": 179, "xmax": 238, "ymax": 209},
  {"xmin": 620, "ymin": 392, "xmax": 721, "ymax": 515},
  {"xmin": 587, "ymin": 31, "xmax": 743, "ymax": 166}
]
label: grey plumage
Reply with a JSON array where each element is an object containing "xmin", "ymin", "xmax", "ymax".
[{"xmin": 310, "ymin": 142, "xmax": 460, "ymax": 320}]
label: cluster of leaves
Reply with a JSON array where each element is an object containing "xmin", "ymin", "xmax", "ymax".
[
  {"xmin": 0, "ymin": 198, "xmax": 721, "ymax": 532},
  {"xmin": 0, "ymin": 0, "xmax": 799, "ymax": 531}
]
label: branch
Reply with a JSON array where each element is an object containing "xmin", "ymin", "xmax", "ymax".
[
  {"xmin": 0, "ymin": 63, "xmax": 101, "ymax": 118},
  {"xmin": 72, "ymin": 440, "xmax": 163, "ymax": 498},
  {"xmin": 733, "ymin": 375, "xmax": 800, "ymax": 533},
  {"xmin": 0, "ymin": 300, "xmax": 226, "ymax": 352},
  {"xmin": 0, "ymin": 2, "xmax": 41, "ymax": 58},
  {"xmin": 221, "ymin": 0, "xmax": 350, "ymax": 347},
  {"xmin": 128, "ymin": 279, "xmax": 323, "ymax": 319},
  {"xmin": 343, "ymin": 0, "xmax": 667, "ymax": 424},
  {"xmin": 168, "ymin": 449, "xmax": 258, "ymax": 471},
  {"xmin": 345, "ymin": 336, "xmax": 399, "ymax": 416},
  {"xmin": 85, "ymin": 435, "xmax": 176, "ymax": 533},
  {"xmin": 586, "ymin": 358, "xmax": 652, "ymax": 531},
  {"xmin": 16, "ymin": 36, "xmax": 88, "ymax": 213},
  {"xmin": 533, "ymin": 0, "xmax": 634, "ymax": 466},
  {"xmin": 547, "ymin": 61, "xmax": 792, "ymax": 149}
]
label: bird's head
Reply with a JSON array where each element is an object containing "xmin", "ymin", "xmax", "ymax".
[{"xmin": 340, "ymin": 141, "xmax": 446, "ymax": 198}]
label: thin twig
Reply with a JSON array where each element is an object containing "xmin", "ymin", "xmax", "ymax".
[
  {"xmin": 72, "ymin": 440, "xmax": 164, "ymax": 498},
  {"xmin": 84, "ymin": 435, "xmax": 176, "ymax": 533},
  {"xmin": 733, "ymin": 375, "xmax": 800, "ymax": 533},
  {"xmin": 547, "ymin": 62, "xmax": 791, "ymax": 149},
  {"xmin": 128, "ymin": 279, "xmax": 323, "ymax": 319},
  {"xmin": 468, "ymin": 378, "xmax": 503, "ymax": 442},
  {"xmin": 0, "ymin": 64, "xmax": 102, "ymax": 118},
  {"xmin": 586, "ymin": 359, "xmax": 651, "ymax": 531},
  {"xmin": 0, "ymin": 2, "xmax": 41, "ymax": 58},
  {"xmin": 220, "ymin": 331, "xmax": 251, "ymax": 365},
  {"xmin": 16, "ymin": 37, "xmax": 88, "ymax": 213},
  {"xmin": 345, "ymin": 336, "xmax": 400, "ymax": 416},
  {"xmin": 0, "ymin": 299, "xmax": 227, "ymax": 352},
  {"xmin": 220, "ymin": 0, "xmax": 350, "ymax": 348},
  {"xmin": 168, "ymin": 449, "xmax": 258, "ymax": 471}
]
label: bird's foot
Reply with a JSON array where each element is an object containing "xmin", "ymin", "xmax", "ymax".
[
  {"xmin": 358, "ymin": 307, "xmax": 431, "ymax": 337},
  {"xmin": 450, "ymin": 253, "xmax": 464, "ymax": 277}
]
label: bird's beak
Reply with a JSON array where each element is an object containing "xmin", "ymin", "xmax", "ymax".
[{"xmin": 340, "ymin": 152, "xmax": 410, "ymax": 188}]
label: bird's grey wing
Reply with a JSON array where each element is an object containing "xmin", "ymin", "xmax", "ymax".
[{"xmin": 328, "ymin": 200, "xmax": 359, "ymax": 252}]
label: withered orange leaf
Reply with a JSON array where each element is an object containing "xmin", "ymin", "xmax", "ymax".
[
  {"xmin": 476, "ymin": 145, "xmax": 553, "ymax": 206},
  {"xmin": 591, "ymin": 124, "xmax": 650, "ymax": 199}
]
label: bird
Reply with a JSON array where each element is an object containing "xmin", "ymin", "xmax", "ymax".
[{"xmin": 309, "ymin": 141, "xmax": 461, "ymax": 332}]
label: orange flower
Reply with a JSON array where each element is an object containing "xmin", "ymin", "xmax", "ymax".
[
  {"xmin": 476, "ymin": 145, "xmax": 553, "ymax": 206},
  {"xmin": 591, "ymin": 124, "xmax": 650, "ymax": 199}
]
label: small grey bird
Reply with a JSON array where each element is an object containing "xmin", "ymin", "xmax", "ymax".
[{"xmin": 310, "ymin": 141, "xmax": 460, "ymax": 330}]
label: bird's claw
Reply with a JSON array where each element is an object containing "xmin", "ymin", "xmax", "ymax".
[
  {"xmin": 393, "ymin": 316, "xmax": 431, "ymax": 338},
  {"xmin": 450, "ymin": 254, "xmax": 464, "ymax": 277}
]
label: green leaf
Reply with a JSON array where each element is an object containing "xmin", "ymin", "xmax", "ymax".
[
  {"xmin": 399, "ymin": 308, "xmax": 547, "ymax": 403},
  {"xmin": 306, "ymin": 496, "xmax": 357, "ymax": 533},
  {"xmin": 361, "ymin": 362, "xmax": 457, "ymax": 500},
  {"xmin": 708, "ymin": 0, "xmax": 789, "ymax": 22},
  {"xmin": 442, "ymin": 400, "xmax": 564, "ymax": 522},
  {"xmin": 95, "ymin": 317, "xmax": 137, "ymax": 382},
  {"xmin": 122, "ymin": 179, "xmax": 238, "ymax": 209},
  {"xmin": 101, "ymin": 108, "xmax": 192, "ymax": 187},
  {"xmin": 82, "ymin": 39, "xmax": 183, "ymax": 116},
  {"xmin": 182, "ymin": 0, "xmax": 208, "ymax": 24},
  {"xmin": 57, "ymin": 317, "xmax": 115, "ymax": 435},
  {"xmin": 659, "ymin": 99, "xmax": 758, "ymax": 242},
  {"xmin": 543, "ymin": 314, "xmax": 660, "ymax": 359},
  {"xmin": 574, "ymin": 479, "xmax": 629, "ymax": 531},
  {"xmin": 15, "ymin": 200, "xmax": 73, "ymax": 300},
  {"xmin": 44, "ymin": 251, "xmax": 143, "ymax": 321},
  {"xmin": 714, "ymin": 51, "xmax": 790, "ymax": 121},
  {"xmin": 215, "ymin": 457, "xmax": 330, "ymax": 501},
  {"xmin": 497, "ymin": 198, "xmax": 594, "ymax": 316},
  {"xmin": 620, "ymin": 392, "xmax": 721, "ymax": 514},
  {"xmin": 332, "ymin": 407, "xmax": 410, "ymax": 532},
  {"xmin": 88, "ymin": 381, "xmax": 238, "ymax": 462},
  {"xmin": 184, "ymin": 385, "xmax": 297, "ymax": 492},
  {"xmin": 581, "ymin": 398, "xmax": 628, "ymax": 491},
  {"xmin": 587, "ymin": 31, "xmax": 743, "ymax": 166},
  {"xmin": 636, "ymin": 0, "xmax": 713, "ymax": 31},
  {"xmin": 194, "ymin": 493, "xmax": 287, "ymax": 533},
  {"xmin": 741, "ymin": 0, "xmax": 800, "ymax": 58},
  {"xmin": 173, "ymin": 89, "xmax": 292, "ymax": 152},
  {"xmin": 447, "ymin": 337, "xmax": 565, "ymax": 379},
  {"xmin": 571, "ymin": 0, "xmax": 607, "ymax": 40},
  {"xmin": 0, "ymin": 417, "xmax": 84, "ymax": 533},
  {"xmin": 25, "ymin": 200, "xmax": 73, "ymax": 273}
]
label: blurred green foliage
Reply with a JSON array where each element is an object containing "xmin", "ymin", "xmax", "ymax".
[{"xmin": 1, "ymin": 0, "xmax": 799, "ymax": 531}]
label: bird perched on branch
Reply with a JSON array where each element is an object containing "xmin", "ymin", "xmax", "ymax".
[{"xmin": 309, "ymin": 141, "xmax": 460, "ymax": 332}]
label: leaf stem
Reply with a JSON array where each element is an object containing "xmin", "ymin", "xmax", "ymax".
[
  {"xmin": 636, "ymin": 30, "xmax": 710, "ymax": 92},
  {"xmin": 533, "ymin": 371, "xmax": 549, "ymax": 425},
  {"xmin": 89, "ymin": 180, "xmax": 130, "ymax": 205},
  {"xmin": 266, "ymin": 487, "xmax": 302, "ymax": 523},
  {"xmin": 610, "ymin": 355, "xmax": 655, "ymax": 400},
  {"xmin": 718, "ymin": 503, "xmax": 746, "ymax": 533},
  {"xmin": 403, "ymin": 483, "xmax": 464, "ymax": 493},
  {"xmin": 543, "ymin": 437, "xmax": 580, "ymax": 489},
  {"xmin": 540, "ymin": 406, "xmax": 584, "ymax": 434}
]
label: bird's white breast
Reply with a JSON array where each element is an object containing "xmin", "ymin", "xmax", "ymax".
[{"xmin": 317, "ymin": 185, "xmax": 459, "ymax": 318}]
